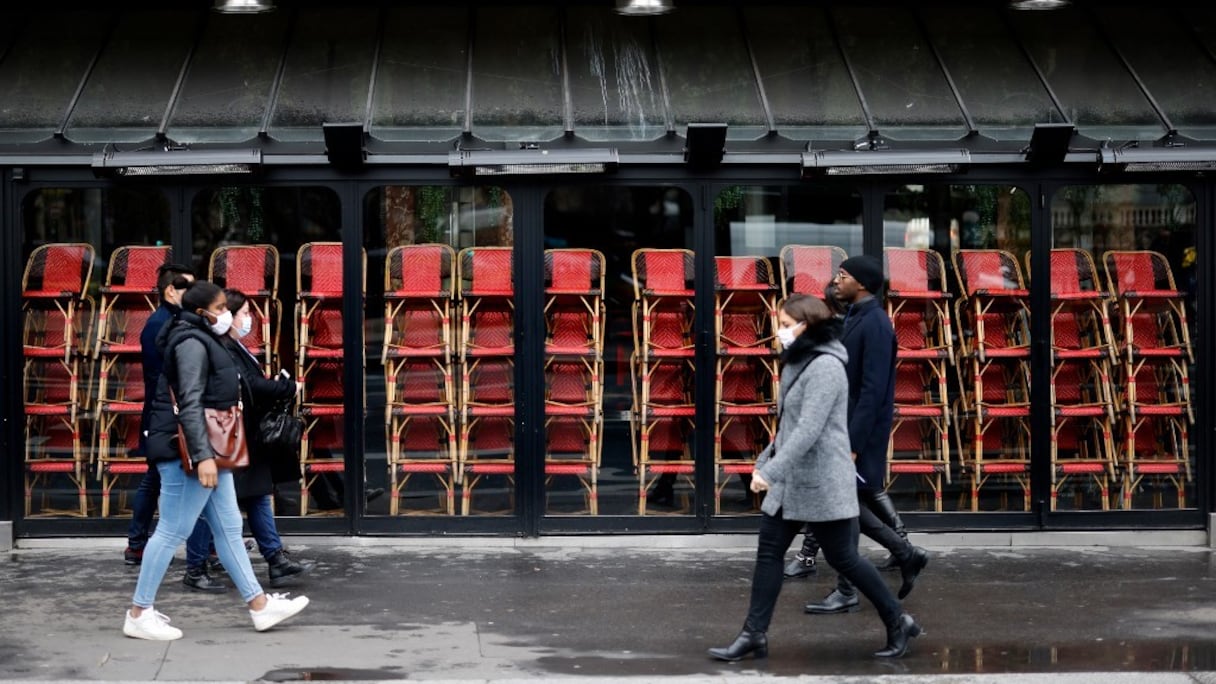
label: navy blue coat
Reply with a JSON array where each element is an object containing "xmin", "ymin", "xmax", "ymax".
[
  {"xmin": 840, "ymin": 296, "xmax": 896, "ymax": 490},
  {"xmin": 138, "ymin": 303, "xmax": 179, "ymax": 457}
]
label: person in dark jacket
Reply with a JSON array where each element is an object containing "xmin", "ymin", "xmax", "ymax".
[
  {"xmin": 220, "ymin": 288, "xmax": 314, "ymax": 587},
  {"xmin": 708, "ymin": 295, "xmax": 922, "ymax": 661},
  {"xmin": 805, "ymin": 255, "xmax": 929, "ymax": 615},
  {"xmin": 123, "ymin": 264, "xmax": 216, "ymax": 589},
  {"xmin": 123, "ymin": 281, "xmax": 309, "ymax": 641}
]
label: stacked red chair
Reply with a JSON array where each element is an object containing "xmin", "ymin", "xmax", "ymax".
[
  {"xmin": 93, "ymin": 245, "xmax": 171, "ymax": 516},
  {"xmin": 951, "ymin": 249, "xmax": 1032, "ymax": 511},
  {"xmin": 883, "ymin": 247, "xmax": 953, "ymax": 511},
  {"xmin": 713, "ymin": 256, "xmax": 779, "ymax": 513},
  {"xmin": 630, "ymin": 248, "xmax": 695, "ymax": 514},
  {"xmin": 1102, "ymin": 250, "xmax": 1193, "ymax": 508},
  {"xmin": 296, "ymin": 242, "xmax": 366, "ymax": 515},
  {"xmin": 22, "ymin": 243, "xmax": 94, "ymax": 516},
  {"xmin": 382, "ymin": 244, "xmax": 457, "ymax": 515},
  {"xmin": 209, "ymin": 245, "xmax": 281, "ymax": 377},
  {"xmin": 458, "ymin": 247, "xmax": 515, "ymax": 515},
  {"xmin": 542, "ymin": 249, "xmax": 605, "ymax": 514},
  {"xmin": 779, "ymin": 245, "xmax": 848, "ymax": 300},
  {"xmin": 1033, "ymin": 249, "xmax": 1117, "ymax": 510}
]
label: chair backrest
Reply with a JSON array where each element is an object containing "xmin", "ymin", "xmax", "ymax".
[
  {"xmin": 1103, "ymin": 250, "xmax": 1176, "ymax": 295},
  {"xmin": 386, "ymin": 244, "xmax": 454, "ymax": 298},
  {"xmin": 547, "ymin": 362, "xmax": 591, "ymax": 403},
  {"xmin": 460, "ymin": 247, "xmax": 514, "ymax": 297},
  {"xmin": 23, "ymin": 243, "xmax": 94, "ymax": 297},
  {"xmin": 547, "ymin": 420, "xmax": 591, "ymax": 455},
  {"xmin": 954, "ymin": 249, "xmax": 1025, "ymax": 294},
  {"xmin": 545, "ymin": 249, "xmax": 604, "ymax": 295},
  {"xmin": 780, "ymin": 245, "xmax": 847, "ymax": 298},
  {"xmin": 893, "ymin": 364, "xmax": 929, "ymax": 403},
  {"xmin": 298, "ymin": 243, "xmax": 345, "ymax": 297},
  {"xmin": 885, "ymin": 248, "xmax": 946, "ymax": 294},
  {"xmin": 645, "ymin": 363, "xmax": 691, "ymax": 404},
  {"xmin": 467, "ymin": 360, "xmax": 513, "ymax": 402},
  {"xmin": 211, "ymin": 245, "xmax": 278, "ymax": 296},
  {"xmin": 106, "ymin": 246, "xmax": 172, "ymax": 292},
  {"xmin": 633, "ymin": 249, "xmax": 694, "ymax": 297},
  {"xmin": 1042, "ymin": 249, "xmax": 1101, "ymax": 296},
  {"xmin": 719, "ymin": 363, "xmax": 764, "ymax": 403},
  {"xmin": 715, "ymin": 256, "xmax": 774, "ymax": 291},
  {"xmin": 391, "ymin": 360, "xmax": 448, "ymax": 403}
]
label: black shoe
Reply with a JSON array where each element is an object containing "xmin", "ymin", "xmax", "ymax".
[
  {"xmin": 268, "ymin": 549, "xmax": 315, "ymax": 588},
  {"xmin": 805, "ymin": 589, "xmax": 860, "ymax": 614},
  {"xmin": 648, "ymin": 485, "xmax": 675, "ymax": 508},
  {"xmin": 707, "ymin": 630, "xmax": 768, "ymax": 662},
  {"xmin": 123, "ymin": 546, "xmax": 143, "ymax": 566},
  {"xmin": 366, "ymin": 487, "xmax": 386, "ymax": 504},
  {"xmin": 874, "ymin": 613, "xmax": 923, "ymax": 658},
  {"xmin": 182, "ymin": 568, "xmax": 228, "ymax": 593},
  {"xmin": 878, "ymin": 553, "xmax": 900, "ymax": 571},
  {"xmin": 782, "ymin": 554, "xmax": 818, "ymax": 580},
  {"xmin": 898, "ymin": 547, "xmax": 929, "ymax": 600}
]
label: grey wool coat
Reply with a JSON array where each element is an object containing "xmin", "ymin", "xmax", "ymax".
[{"xmin": 754, "ymin": 334, "xmax": 860, "ymax": 523}]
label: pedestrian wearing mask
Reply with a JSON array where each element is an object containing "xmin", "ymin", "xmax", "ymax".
[
  {"xmin": 123, "ymin": 280, "xmax": 308, "ymax": 641},
  {"xmin": 708, "ymin": 294, "xmax": 922, "ymax": 662},
  {"xmin": 220, "ymin": 288, "xmax": 314, "ymax": 587}
]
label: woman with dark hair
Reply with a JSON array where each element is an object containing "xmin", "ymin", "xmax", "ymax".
[
  {"xmin": 123, "ymin": 280, "xmax": 309, "ymax": 641},
  {"xmin": 221, "ymin": 288, "xmax": 314, "ymax": 587},
  {"xmin": 708, "ymin": 294, "xmax": 921, "ymax": 661}
]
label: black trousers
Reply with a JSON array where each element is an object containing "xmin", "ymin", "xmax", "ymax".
[
  {"xmin": 745, "ymin": 511, "xmax": 902, "ymax": 633},
  {"xmin": 835, "ymin": 489, "xmax": 914, "ymax": 594}
]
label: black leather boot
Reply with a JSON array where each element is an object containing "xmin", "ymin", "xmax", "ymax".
[
  {"xmin": 804, "ymin": 588, "xmax": 860, "ymax": 614},
  {"xmin": 268, "ymin": 549, "xmax": 315, "ymax": 588},
  {"xmin": 869, "ymin": 490, "xmax": 907, "ymax": 570},
  {"xmin": 874, "ymin": 613, "xmax": 923, "ymax": 658},
  {"xmin": 707, "ymin": 629, "xmax": 768, "ymax": 661},
  {"xmin": 897, "ymin": 547, "xmax": 929, "ymax": 599},
  {"xmin": 182, "ymin": 567, "xmax": 228, "ymax": 593}
]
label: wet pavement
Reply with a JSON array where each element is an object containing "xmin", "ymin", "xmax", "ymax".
[{"xmin": 0, "ymin": 538, "xmax": 1215, "ymax": 682}]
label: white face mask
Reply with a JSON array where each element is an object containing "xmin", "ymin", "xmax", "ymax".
[
  {"xmin": 776, "ymin": 322, "xmax": 804, "ymax": 350},
  {"xmin": 208, "ymin": 310, "xmax": 234, "ymax": 336},
  {"xmin": 236, "ymin": 314, "xmax": 253, "ymax": 338}
]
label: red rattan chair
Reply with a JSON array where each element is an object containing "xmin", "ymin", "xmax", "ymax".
[
  {"xmin": 458, "ymin": 247, "xmax": 514, "ymax": 362},
  {"xmin": 1102, "ymin": 250, "xmax": 1193, "ymax": 364},
  {"xmin": 1120, "ymin": 415, "xmax": 1190, "ymax": 509},
  {"xmin": 23, "ymin": 243, "xmax": 95, "ymax": 363},
  {"xmin": 885, "ymin": 247, "xmax": 954, "ymax": 366},
  {"xmin": 24, "ymin": 358, "xmax": 86, "ymax": 516},
  {"xmin": 94, "ymin": 357, "xmax": 147, "ymax": 517},
  {"xmin": 211, "ymin": 245, "xmax": 281, "ymax": 375},
  {"xmin": 779, "ymin": 245, "xmax": 848, "ymax": 300}
]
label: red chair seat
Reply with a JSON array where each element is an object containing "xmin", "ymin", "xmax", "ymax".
[
  {"xmin": 1054, "ymin": 349, "xmax": 1105, "ymax": 360},
  {"xmin": 1054, "ymin": 406, "xmax": 1106, "ymax": 417},
  {"xmin": 299, "ymin": 291, "xmax": 341, "ymax": 299},
  {"xmin": 719, "ymin": 346, "xmax": 774, "ymax": 356},
  {"xmin": 545, "ymin": 405, "xmax": 594, "ymax": 417},
  {"xmin": 1131, "ymin": 347, "xmax": 1183, "ymax": 357},
  {"xmin": 897, "ymin": 349, "xmax": 949, "ymax": 359},
  {"xmin": 385, "ymin": 289, "xmax": 448, "ymax": 299},
  {"xmin": 895, "ymin": 406, "xmax": 946, "ymax": 417},
  {"xmin": 385, "ymin": 346, "xmax": 446, "ymax": 358},
  {"xmin": 546, "ymin": 288, "xmax": 602, "ymax": 296},
  {"xmin": 545, "ymin": 344, "xmax": 595, "ymax": 355},
  {"xmin": 973, "ymin": 288, "xmax": 1029, "ymax": 297},
  {"xmin": 890, "ymin": 463, "xmax": 942, "ymax": 474},
  {"xmin": 25, "ymin": 405, "xmax": 71, "ymax": 416},
  {"xmin": 1051, "ymin": 292, "xmax": 1103, "ymax": 301},
  {"xmin": 647, "ymin": 348, "xmax": 695, "ymax": 358},
  {"xmin": 398, "ymin": 463, "xmax": 450, "ymax": 474},
  {"xmin": 1134, "ymin": 463, "xmax": 1183, "ymax": 474},
  {"xmin": 23, "ymin": 347, "xmax": 67, "ymax": 357},
  {"xmin": 982, "ymin": 407, "xmax": 1029, "ymax": 418},
  {"xmin": 305, "ymin": 462, "xmax": 344, "ymax": 472},
  {"xmin": 301, "ymin": 405, "xmax": 345, "ymax": 416},
  {"xmin": 465, "ymin": 289, "xmax": 512, "ymax": 297},
  {"xmin": 23, "ymin": 290, "xmax": 77, "ymax": 298},
  {"xmin": 390, "ymin": 405, "xmax": 451, "ymax": 416},
  {"xmin": 647, "ymin": 463, "xmax": 694, "ymax": 474},
  {"xmin": 648, "ymin": 406, "xmax": 695, "ymax": 418},
  {"xmin": 1058, "ymin": 462, "xmax": 1107, "ymax": 474},
  {"xmin": 28, "ymin": 461, "xmax": 76, "ymax": 473},
  {"xmin": 302, "ymin": 348, "xmax": 344, "ymax": 358},
  {"xmin": 719, "ymin": 405, "xmax": 774, "ymax": 416},
  {"xmin": 1123, "ymin": 290, "xmax": 1183, "ymax": 299},
  {"xmin": 466, "ymin": 463, "xmax": 514, "ymax": 475},
  {"xmin": 978, "ymin": 462, "xmax": 1028, "ymax": 473},
  {"xmin": 106, "ymin": 462, "xmax": 149, "ymax": 474},
  {"xmin": 98, "ymin": 343, "xmax": 141, "ymax": 354},
  {"xmin": 1137, "ymin": 405, "xmax": 1186, "ymax": 416},
  {"xmin": 983, "ymin": 348, "xmax": 1030, "ymax": 358},
  {"xmin": 467, "ymin": 346, "xmax": 514, "ymax": 356},
  {"xmin": 545, "ymin": 464, "xmax": 591, "ymax": 475},
  {"xmin": 468, "ymin": 406, "xmax": 514, "ymax": 417},
  {"xmin": 887, "ymin": 290, "xmax": 949, "ymax": 300},
  {"xmin": 102, "ymin": 285, "xmax": 157, "ymax": 294},
  {"xmin": 100, "ymin": 401, "xmax": 143, "ymax": 413},
  {"xmin": 643, "ymin": 289, "xmax": 694, "ymax": 297},
  {"xmin": 721, "ymin": 463, "xmax": 754, "ymax": 474}
]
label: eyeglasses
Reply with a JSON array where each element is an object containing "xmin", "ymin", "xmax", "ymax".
[{"xmin": 834, "ymin": 271, "xmax": 854, "ymax": 281}]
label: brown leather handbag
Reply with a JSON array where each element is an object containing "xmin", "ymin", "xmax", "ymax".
[{"xmin": 171, "ymin": 388, "xmax": 250, "ymax": 473}]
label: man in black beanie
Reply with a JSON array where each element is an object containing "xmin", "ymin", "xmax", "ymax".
[{"xmin": 801, "ymin": 253, "xmax": 930, "ymax": 614}]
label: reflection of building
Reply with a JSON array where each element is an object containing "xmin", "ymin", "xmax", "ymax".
[{"xmin": 2, "ymin": 2, "xmax": 1213, "ymax": 538}]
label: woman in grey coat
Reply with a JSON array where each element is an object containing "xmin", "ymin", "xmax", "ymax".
[{"xmin": 708, "ymin": 295, "xmax": 922, "ymax": 661}]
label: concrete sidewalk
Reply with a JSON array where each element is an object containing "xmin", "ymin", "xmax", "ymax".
[{"xmin": 1, "ymin": 536, "xmax": 1215, "ymax": 682}]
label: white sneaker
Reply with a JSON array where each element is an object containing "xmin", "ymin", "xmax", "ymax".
[
  {"xmin": 250, "ymin": 592, "xmax": 309, "ymax": 632},
  {"xmin": 123, "ymin": 607, "xmax": 183, "ymax": 641}
]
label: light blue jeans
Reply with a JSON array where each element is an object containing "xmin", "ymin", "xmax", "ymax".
[{"xmin": 132, "ymin": 460, "xmax": 264, "ymax": 607}]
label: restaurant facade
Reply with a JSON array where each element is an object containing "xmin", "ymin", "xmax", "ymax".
[{"xmin": 2, "ymin": 0, "xmax": 1213, "ymax": 538}]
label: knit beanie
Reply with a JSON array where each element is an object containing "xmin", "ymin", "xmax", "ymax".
[{"xmin": 839, "ymin": 255, "xmax": 885, "ymax": 295}]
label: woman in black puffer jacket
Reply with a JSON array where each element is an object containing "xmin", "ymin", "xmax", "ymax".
[{"xmin": 221, "ymin": 288, "xmax": 315, "ymax": 588}]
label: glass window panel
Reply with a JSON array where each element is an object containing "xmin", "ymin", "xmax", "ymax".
[
  {"xmin": 191, "ymin": 188, "xmax": 344, "ymax": 517},
  {"xmin": 1100, "ymin": 9, "xmax": 1216, "ymax": 141},
  {"xmin": 885, "ymin": 185, "xmax": 1031, "ymax": 512},
  {"xmin": 712, "ymin": 186, "xmax": 861, "ymax": 514},
  {"xmin": 921, "ymin": 7, "xmax": 1063, "ymax": 142},
  {"xmin": 655, "ymin": 8, "xmax": 767, "ymax": 141},
  {"xmin": 471, "ymin": 6, "xmax": 563, "ymax": 142},
  {"xmin": 363, "ymin": 187, "xmax": 514, "ymax": 517},
  {"xmin": 66, "ymin": 10, "xmax": 195, "ymax": 143},
  {"xmin": 1009, "ymin": 8, "xmax": 1165, "ymax": 141},
  {"xmin": 21, "ymin": 188, "xmax": 170, "ymax": 518},
  {"xmin": 544, "ymin": 187, "xmax": 693, "ymax": 516},
  {"xmin": 167, "ymin": 12, "xmax": 288, "ymax": 144},
  {"xmin": 370, "ymin": 8, "xmax": 467, "ymax": 143},
  {"xmin": 743, "ymin": 7, "xmax": 866, "ymax": 142},
  {"xmin": 1051, "ymin": 185, "xmax": 1196, "ymax": 511},
  {"xmin": 269, "ymin": 8, "xmax": 378, "ymax": 142},
  {"xmin": 0, "ymin": 11, "xmax": 109, "ymax": 144},
  {"xmin": 566, "ymin": 7, "xmax": 666, "ymax": 142},
  {"xmin": 832, "ymin": 8, "xmax": 966, "ymax": 140}
]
